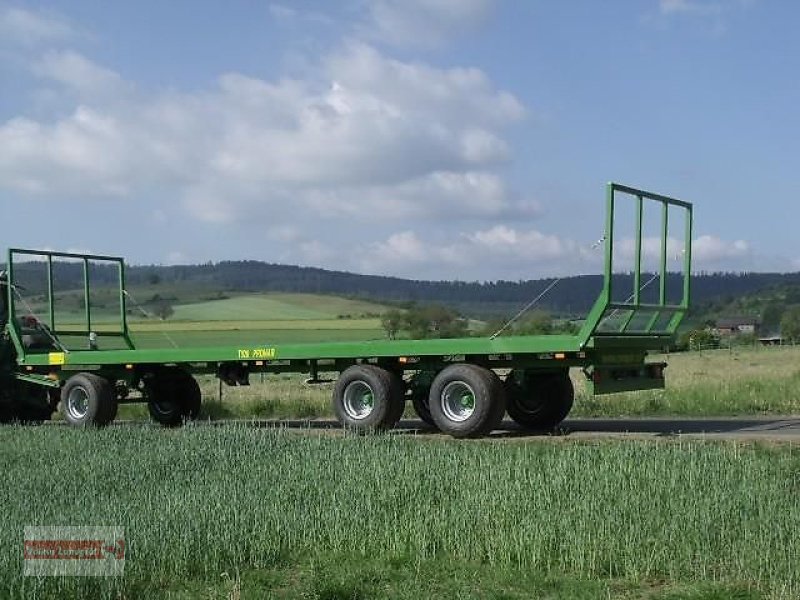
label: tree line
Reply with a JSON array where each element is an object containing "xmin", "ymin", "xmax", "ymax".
[{"xmin": 7, "ymin": 259, "xmax": 800, "ymax": 319}]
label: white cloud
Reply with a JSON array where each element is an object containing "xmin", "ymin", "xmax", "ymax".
[
  {"xmin": 659, "ymin": 0, "xmax": 719, "ymax": 15},
  {"xmin": 0, "ymin": 43, "xmax": 526, "ymax": 225},
  {"xmin": 355, "ymin": 229, "xmax": 753, "ymax": 280},
  {"xmin": 612, "ymin": 234, "xmax": 750, "ymax": 273},
  {"xmin": 268, "ymin": 4, "xmax": 298, "ymax": 20},
  {"xmin": 656, "ymin": 0, "xmax": 755, "ymax": 22},
  {"xmin": 0, "ymin": 6, "xmax": 76, "ymax": 47},
  {"xmin": 468, "ymin": 226, "xmax": 572, "ymax": 260},
  {"xmin": 0, "ymin": 109, "xmax": 135, "ymax": 195},
  {"xmin": 653, "ymin": 0, "xmax": 758, "ymax": 37},
  {"xmin": 692, "ymin": 234, "xmax": 749, "ymax": 263},
  {"xmin": 34, "ymin": 50, "xmax": 133, "ymax": 100},
  {"xmin": 361, "ymin": 0, "xmax": 494, "ymax": 49},
  {"xmin": 268, "ymin": 3, "xmax": 335, "ymax": 26},
  {"xmin": 359, "ymin": 225, "xmax": 587, "ymax": 280}
]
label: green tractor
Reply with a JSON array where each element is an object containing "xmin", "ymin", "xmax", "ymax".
[{"xmin": 0, "ymin": 272, "xmax": 58, "ymax": 423}]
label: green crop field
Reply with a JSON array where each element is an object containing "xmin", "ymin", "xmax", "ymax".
[
  {"xmin": 33, "ymin": 290, "xmax": 391, "ymax": 349},
  {"xmin": 1, "ymin": 427, "xmax": 797, "ymax": 599},
  {"xmin": 21, "ymin": 288, "xmax": 389, "ymax": 325},
  {"xmin": 168, "ymin": 293, "xmax": 388, "ymax": 322}
]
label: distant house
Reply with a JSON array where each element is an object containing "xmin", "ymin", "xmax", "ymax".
[{"xmin": 714, "ymin": 317, "xmax": 760, "ymax": 336}]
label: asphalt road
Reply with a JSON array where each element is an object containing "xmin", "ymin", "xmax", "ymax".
[
  {"xmin": 183, "ymin": 416, "xmax": 800, "ymax": 442},
  {"xmin": 535, "ymin": 417, "xmax": 800, "ymax": 442},
  {"xmin": 43, "ymin": 415, "xmax": 800, "ymax": 441}
]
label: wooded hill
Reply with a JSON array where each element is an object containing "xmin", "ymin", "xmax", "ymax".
[{"xmin": 8, "ymin": 259, "xmax": 800, "ymax": 320}]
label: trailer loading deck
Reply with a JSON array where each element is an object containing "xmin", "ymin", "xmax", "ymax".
[{"xmin": 0, "ymin": 183, "xmax": 692, "ymax": 438}]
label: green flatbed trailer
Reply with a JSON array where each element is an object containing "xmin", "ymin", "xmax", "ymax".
[{"xmin": 0, "ymin": 183, "xmax": 692, "ymax": 438}]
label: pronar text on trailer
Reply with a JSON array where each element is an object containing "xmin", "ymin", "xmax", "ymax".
[{"xmin": 0, "ymin": 183, "xmax": 692, "ymax": 438}]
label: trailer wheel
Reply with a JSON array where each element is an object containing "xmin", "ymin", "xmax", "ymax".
[
  {"xmin": 61, "ymin": 373, "xmax": 117, "ymax": 427},
  {"xmin": 145, "ymin": 368, "xmax": 200, "ymax": 427},
  {"xmin": 180, "ymin": 372, "xmax": 202, "ymax": 419},
  {"xmin": 428, "ymin": 364, "xmax": 505, "ymax": 438},
  {"xmin": 332, "ymin": 365, "xmax": 404, "ymax": 431},
  {"xmin": 504, "ymin": 370, "xmax": 574, "ymax": 430},
  {"xmin": 407, "ymin": 371, "xmax": 437, "ymax": 429},
  {"xmin": 411, "ymin": 393, "xmax": 436, "ymax": 429}
]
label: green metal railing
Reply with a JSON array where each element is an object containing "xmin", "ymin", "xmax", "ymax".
[
  {"xmin": 6, "ymin": 249, "xmax": 135, "ymax": 356},
  {"xmin": 5, "ymin": 183, "xmax": 691, "ymax": 363},
  {"xmin": 578, "ymin": 183, "xmax": 692, "ymax": 344}
]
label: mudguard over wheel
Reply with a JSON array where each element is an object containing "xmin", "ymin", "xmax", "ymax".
[
  {"xmin": 61, "ymin": 373, "xmax": 117, "ymax": 427},
  {"xmin": 332, "ymin": 364, "xmax": 404, "ymax": 431},
  {"xmin": 428, "ymin": 364, "xmax": 505, "ymax": 438},
  {"xmin": 504, "ymin": 369, "xmax": 574, "ymax": 430},
  {"xmin": 145, "ymin": 368, "xmax": 201, "ymax": 427}
]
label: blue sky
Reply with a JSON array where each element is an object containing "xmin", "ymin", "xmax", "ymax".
[{"xmin": 0, "ymin": 0, "xmax": 797, "ymax": 280}]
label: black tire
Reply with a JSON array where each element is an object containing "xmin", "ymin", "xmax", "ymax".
[
  {"xmin": 428, "ymin": 364, "xmax": 505, "ymax": 438},
  {"xmin": 61, "ymin": 373, "xmax": 117, "ymax": 427},
  {"xmin": 407, "ymin": 371, "xmax": 437, "ymax": 429},
  {"xmin": 9, "ymin": 383, "xmax": 54, "ymax": 424},
  {"xmin": 504, "ymin": 369, "xmax": 574, "ymax": 430},
  {"xmin": 411, "ymin": 392, "xmax": 437, "ymax": 429},
  {"xmin": 332, "ymin": 365, "xmax": 404, "ymax": 431},
  {"xmin": 0, "ymin": 382, "xmax": 16, "ymax": 423},
  {"xmin": 0, "ymin": 406, "xmax": 13, "ymax": 423},
  {"xmin": 387, "ymin": 371, "xmax": 407, "ymax": 426},
  {"xmin": 174, "ymin": 369, "xmax": 201, "ymax": 419},
  {"xmin": 145, "ymin": 368, "xmax": 201, "ymax": 427}
]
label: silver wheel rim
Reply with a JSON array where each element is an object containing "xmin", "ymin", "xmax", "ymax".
[
  {"xmin": 441, "ymin": 381, "xmax": 476, "ymax": 422},
  {"xmin": 66, "ymin": 387, "xmax": 90, "ymax": 421},
  {"xmin": 343, "ymin": 381, "xmax": 375, "ymax": 420}
]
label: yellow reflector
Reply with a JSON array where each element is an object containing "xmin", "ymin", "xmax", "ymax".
[{"xmin": 48, "ymin": 352, "xmax": 66, "ymax": 365}]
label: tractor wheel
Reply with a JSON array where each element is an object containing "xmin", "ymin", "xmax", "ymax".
[
  {"xmin": 145, "ymin": 368, "xmax": 201, "ymax": 427},
  {"xmin": 332, "ymin": 365, "xmax": 404, "ymax": 432},
  {"xmin": 428, "ymin": 364, "xmax": 505, "ymax": 438},
  {"xmin": 504, "ymin": 369, "xmax": 574, "ymax": 430},
  {"xmin": 0, "ymin": 381, "xmax": 55, "ymax": 424},
  {"xmin": 15, "ymin": 383, "xmax": 55, "ymax": 423},
  {"xmin": 61, "ymin": 373, "xmax": 117, "ymax": 427},
  {"xmin": 0, "ymin": 389, "xmax": 16, "ymax": 423}
]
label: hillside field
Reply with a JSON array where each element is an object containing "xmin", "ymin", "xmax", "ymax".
[
  {"xmin": 32, "ymin": 291, "xmax": 391, "ymax": 348},
  {"xmin": 167, "ymin": 293, "xmax": 388, "ymax": 322}
]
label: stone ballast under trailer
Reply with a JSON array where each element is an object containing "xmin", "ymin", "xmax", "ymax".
[{"xmin": 0, "ymin": 183, "xmax": 692, "ymax": 438}]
